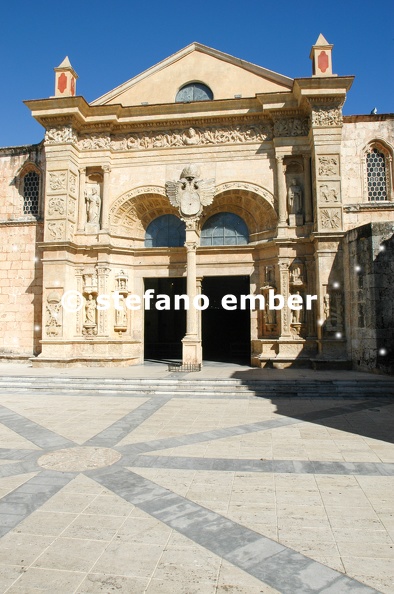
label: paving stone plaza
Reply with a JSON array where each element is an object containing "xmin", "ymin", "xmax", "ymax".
[{"xmin": 0, "ymin": 363, "xmax": 393, "ymax": 593}]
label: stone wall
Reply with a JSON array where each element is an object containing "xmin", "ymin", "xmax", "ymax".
[
  {"xmin": 0, "ymin": 145, "xmax": 44, "ymax": 359},
  {"xmin": 344, "ymin": 222, "xmax": 394, "ymax": 374}
]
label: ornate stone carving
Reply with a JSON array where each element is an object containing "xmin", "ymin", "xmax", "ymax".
[
  {"xmin": 47, "ymin": 221, "xmax": 65, "ymax": 240},
  {"xmin": 82, "ymin": 268, "xmax": 98, "ymax": 295},
  {"xmin": 273, "ymin": 117, "xmax": 309, "ymax": 137},
  {"xmin": 69, "ymin": 172, "xmax": 77, "ymax": 194},
  {"xmin": 320, "ymin": 208, "xmax": 341, "ymax": 229},
  {"xmin": 68, "ymin": 223, "xmax": 75, "ymax": 240},
  {"xmin": 48, "ymin": 196, "xmax": 66, "ymax": 217},
  {"xmin": 45, "ymin": 291, "xmax": 62, "ymax": 337},
  {"xmin": 166, "ymin": 164, "xmax": 215, "ymax": 221},
  {"xmin": 109, "ymin": 122, "xmax": 272, "ymax": 151},
  {"xmin": 45, "ymin": 126, "xmax": 77, "ymax": 144},
  {"xmin": 49, "ymin": 172, "xmax": 66, "ymax": 191},
  {"xmin": 67, "ymin": 198, "xmax": 77, "ymax": 220},
  {"xmin": 115, "ymin": 270, "xmax": 129, "ymax": 295},
  {"xmin": 311, "ymin": 106, "xmax": 342, "ymax": 127},
  {"xmin": 324, "ymin": 290, "xmax": 343, "ymax": 333},
  {"xmin": 319, "ymin": 183, "xmax": 341, "ymax": 203},
  {"xmin": 289, "ymin": 260, "xmax": 305, "ymax": 286},
  {"xmin": 318, "ymin": 155, "xmax": 339, "ymax": 176},
  {"xmin": 215, "ymin": 182, "xmax": 274, "ymax": 207}
]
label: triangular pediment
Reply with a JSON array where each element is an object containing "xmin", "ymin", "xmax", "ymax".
[{"xmin": 91, "ymin": 42, "xmax": 293, "ymax": 107}]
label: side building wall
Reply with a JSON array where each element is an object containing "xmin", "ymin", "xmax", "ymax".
[
  {"xmin": 344, "ymin": 222, "xmax": 394, "ymax": 374},
  {"xmin": 0, "ymin": 145, "xmax": 44, "ymax": 359}
]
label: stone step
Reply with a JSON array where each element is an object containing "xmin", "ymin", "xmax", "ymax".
[{"xmin": 0, "ymin": 376, "xmax": 393, "ymax": 397}]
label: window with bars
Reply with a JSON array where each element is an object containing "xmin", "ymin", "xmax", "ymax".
[
  {"xmin": 22, "ymin": 171, "xmax": 40, "ymax": 217},
  {"xmin": 366, "ymin": 148, "xmax": 387, "ymax": 201}
]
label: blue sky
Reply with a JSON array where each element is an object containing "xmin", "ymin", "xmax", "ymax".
[{"xmin": 1, "ymin": 0, "xmax": 393, "ymax": 147}]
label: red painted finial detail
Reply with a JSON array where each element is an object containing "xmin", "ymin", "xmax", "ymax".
[
  {"xmin": 58, "ymin": 72, "xmax": 67, "ymax": 93},
  {"xmin": 318, "ymin": 51, "xmax": 329, "ymax": 73},
  {"xmin": 70, "ymin": 77, "xmax": 75, "ymax": 96}
]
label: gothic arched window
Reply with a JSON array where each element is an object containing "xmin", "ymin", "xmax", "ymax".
[
  {"xmin": 201, "ymin": 212, "xmax": 249, "ymax": 246},
  {"xmin": 145, "ymin": 215, "xmax": 186, "ymax": 247},
  {"xmin": 175, "ymin": 82, "xmax": 213, "ymax": 103},
  {"xmin": 22, "ymin": 170, "xmax": 40, "ymax": 218},
  {"xmin": 365, "ymin": 143, "xmax": 391, "ymax": 202}
]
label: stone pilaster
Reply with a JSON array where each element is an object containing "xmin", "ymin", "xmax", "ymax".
[
  {"xmin": 278, "ymin": 259, "xmax": 291, "ymax": 337},
  {"xmin": 101, "ymin": 165, "xmax": 111, "ymax": 231},
  {"xmin": 77, "ymin": 168, "xmax": 86, "ymax": 232},
  {"xmin": 303, "ymin": 154, "xmax": 312, "ymax": 223}
]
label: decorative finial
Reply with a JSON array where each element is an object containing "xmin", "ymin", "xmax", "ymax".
[
  {"xmin": 309, "ymin": 34, "xmax": 336, "ymax": 77},
  {"xmin": 53, "ymin": 56, "xmax": 78, "ymax": 97}
]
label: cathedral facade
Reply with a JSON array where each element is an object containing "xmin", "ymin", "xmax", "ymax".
[{"xmin": 0, "ymin": 37, "xmax": 393, "ymax": 372}]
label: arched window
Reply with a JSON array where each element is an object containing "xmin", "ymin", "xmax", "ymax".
[
  {"xmin": 22, "ymin": 170, "xmax": 40, "ymax": 217},
  {"xmin": 145, "ymin": 215, "xmax": 186, "ymax": 247},
  {"xmin": 365, "ymin": 142, "xmax": 392, "ymax": 202},
  {"xmin": 201, "ymin": 212, "xmax": 249, "ymax": 246},
  {"xmin": 176, "ymin": 82, "xmax": 213, "ymax": 103}
]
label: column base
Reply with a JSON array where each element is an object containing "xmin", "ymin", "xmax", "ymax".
[{"xmin": 182, "ymin": 335, "xmax": 202, "ymax": 365}]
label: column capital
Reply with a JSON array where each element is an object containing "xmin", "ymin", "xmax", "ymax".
[
  {"xmin": 79, "ymin": 167, "xmax": 86, "ymax": 175},
  {"xmin": 102, "ymin": 165, "xmax": 111, "ymax": 174}
]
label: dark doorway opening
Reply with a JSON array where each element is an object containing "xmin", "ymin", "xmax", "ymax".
[
  {"xmin": 202, "ymin": 276, "xmax": 251, "ymax": 364},
  {"xmin": 144, "ymin": 278, "xmax": 186, "ymax": 360}
]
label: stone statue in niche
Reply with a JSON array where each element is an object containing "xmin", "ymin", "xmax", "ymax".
[
  {"xmin": 85, "ymin": 185, "xmax": 101, "ymax": 230},
  {"xmin": 323, "ymin": 293, "xmax": 330, "ymax": 319},
  {"xmin": 291, "ymin": 292, "xmax": 302, "ymax": 324},
  {"xmin": 84, "ymin": 294, "xmax": 96, "ymax": 324},
  {"xmin": 264, "ymin": 300, "xmax": 276, "ymax": 325},
  {"xmin": 287, "ymin": 179, "xmax": 303, "ymax": 215}
]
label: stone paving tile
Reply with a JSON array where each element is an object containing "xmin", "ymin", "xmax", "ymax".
[
  {"xmin": 76, "ymin": 573, "xmax": 149, "ymax": 593},
  {"xmin": 5, "ymin": 567, "xmax": 85, "ymax": 594}
]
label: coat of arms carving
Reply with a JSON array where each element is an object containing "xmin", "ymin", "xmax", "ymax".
[{"xmin": 165, "ymin": 165, "xmax": 215, "ymax": 220}]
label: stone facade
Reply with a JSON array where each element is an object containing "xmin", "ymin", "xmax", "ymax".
[{"xmin": 0, "ymin": 39, "xmax": 393, "ymax": 371}]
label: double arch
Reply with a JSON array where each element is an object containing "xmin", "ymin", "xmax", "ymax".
[{"xmin": 109, "ymin": 182, "xmax": 277, "ymax": 243}]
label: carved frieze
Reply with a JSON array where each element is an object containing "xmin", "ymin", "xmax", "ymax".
[
  {"xmin": 49, "ymin": 172, "xmax": 67, "ymax": 191},
  {"xmin": 273, "ymin": 117, "xmax": 309, "ymax": 137},
  {"xmin": 45, "ymin": 126, "xmax": 78, "ymax": 144},
  {"xmin": 311, "ymin": 106, "xmax": 343, "ymax": 127},
  {"xmin": 78, "ymin": 134, "xmax": 111, "ymax": 150},
  {"xmin": 318, "ymin": 155, "xmax": 339, "ymax": 177},
  {"xmin": 320, "ymin": 208, "xmax": 342, "ymax": 229}
]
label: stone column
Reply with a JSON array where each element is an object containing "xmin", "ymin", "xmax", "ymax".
[
  {"xmin": 182, "ymin": 222, "xmax": 202, "ymax": 365},
  {"xmin": 196, "ymin": 276, "xmax": 203, "ymax": 345},
  {"xmin": 77, "ymin": 168, "xmax": 86, "ymax": 232},
  {"xmin": 101, "ymin": 165, "xmax": 111, "ymax": 230},
  {"xmin": 303, "ymin": 154, "xmax": 313, "ymax": 223},
  {"xmin": 276, "ymin": 156, "xmax": 287, "ymax": 226}
]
